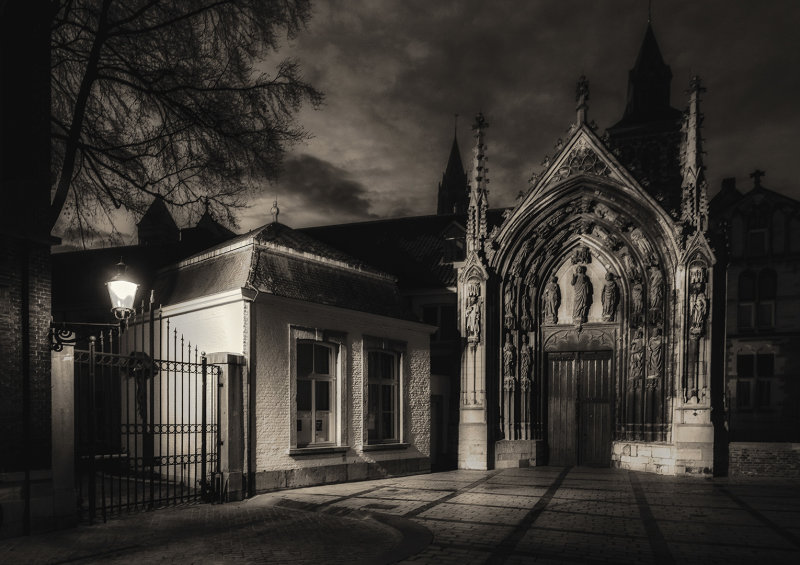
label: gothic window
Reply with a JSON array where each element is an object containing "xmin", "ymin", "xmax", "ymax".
[
  {"xmin": 746, "ymin": 228, "xmax": 767, "ymax": 257},
  {"xmin": 737, "ymin": 270, "xmax": 756, "ymax": 330},
  {"xmin": 296, "ymin": 341, "xmax": 336, "ymax": 448},
  {"xmin": 366, "ymin": 350, "xmax": 401, "ymax": 444},
  {"xmin": 756, "ymin": 269, "xmax": 777, "ymax": 329}
]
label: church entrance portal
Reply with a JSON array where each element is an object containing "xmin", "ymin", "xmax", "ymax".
[{"xmin": 547, "ymin": 350, "xmax": 613, "ymax": 467}]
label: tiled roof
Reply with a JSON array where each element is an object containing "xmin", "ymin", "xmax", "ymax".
[{"xmin": 302, "ymin": 214, "xmax": 466, "ymax": 289}]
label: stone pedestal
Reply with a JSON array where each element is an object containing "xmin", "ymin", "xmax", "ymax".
[
  {"xmin": 673, "ymin": 401, "xmax": 714, "ymax": 475},
  {"xmin": 495, "ymin": 439, "xmax": 543, "ymax": 469},
  {"xmin": 459, "ymin": 408, "xmax": 490, "ymax": 470},
  {"xmin": 207, "ymin": 352, "xmax": 246, "ymax": 501}
]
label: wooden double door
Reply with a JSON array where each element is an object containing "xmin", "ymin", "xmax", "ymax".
[{"xmin": 546, "ymin": 350, "xmax": 613, "ymax": 467}]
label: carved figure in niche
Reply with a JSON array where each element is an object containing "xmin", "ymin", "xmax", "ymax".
[
  {"xmin": 465, "ymin": 295, "xmax": 481, "ymax": 343},
  {"xmin": 647, "ymin": 328, "xmax": 664, "ymax": 377},
  {"xmin": 630, "ymin": 329, "xmax": 645, "ymax": 379},
  {"xmin": 520, "ymin": 284, "xmax": 533, "ymax": 331},
  {"xmin": 648, "ymin": 268, "xmax": 664, "ymax": 325},
  {"xmin": 503, "ymin": 333, "xmax": 516, "ymax": 388},
  {"xmin": 577, "ymin": 219, "xmax": 594, "ymax": 235},
  {"xmin": 571, "ymin": 245, "xmax": 591, "ymax": 264},
  {"xmin": 690, "ymin": 291, "xmax": 708, "ymax": 338},
  {"xmin": 504, "ymin": 279, "xmax": 516, "ymax": 329},
  {"xmin": 630, "ymin": 227, "xmax": 657, "ymax": 265},
  {"xmin": 601, "ymin": 273, "xmax": 620, "ymax": 322},
  {"xmin": 519, "ymin": 333, "xmax": 532, "ymax": 382},
  {"xmin": 689, "ymin": 265, "xmax": 706, "ymax": 287},
  {"xmin": 631, "ymin": 279, "xmax": 644, "ymax": 326},
  {"xmin": 571, "ymin": 265, "xmax": 592, "ymax": 323},
  {"xmin": 543, "ymin": 277, "xmax": 561, "ymax": 324}
]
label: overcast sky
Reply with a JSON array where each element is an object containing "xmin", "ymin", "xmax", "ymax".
[{"xmin": 234, "ymin": 0, "xmax": 798, "ymax": 232}]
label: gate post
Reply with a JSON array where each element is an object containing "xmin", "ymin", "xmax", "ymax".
[
  {"xmin": 51, "ymin": 343, "xmax": 77, "ymax": 528},
  {"xmin": 206, "ymin": 352, "xmax": 245, "ymax": 501}
]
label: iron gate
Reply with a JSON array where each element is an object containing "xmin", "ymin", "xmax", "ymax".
[{"xmin": 74, "ymin": 330, "xmax": 220, "ymax": 523}]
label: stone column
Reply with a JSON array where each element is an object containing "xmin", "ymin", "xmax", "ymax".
[{"xmin": 207, "ymin": 352, "xmax": 245, "ymax": 501}]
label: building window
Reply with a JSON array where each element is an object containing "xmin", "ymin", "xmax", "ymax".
[
  {"xmin": 296, "ymin": 341, "xmax": 336, "ymax": 448},
  {"xmin": 366, "ymin": 350, "xmax": 400, "ymax": 443},
  {"xmin": 738, "ymin": 270, "xmax": 777, "ymax": 331},
  {"xmin": 735, "ymin": 352, "xmax": 774, "ymax": 410},
  {"xmin": 746, "ymin": 229, "xmax": 767, "ymax": 256},
  {"xmin": 422, "ymin": 304, "xmax": 457, "ymax": 342}
]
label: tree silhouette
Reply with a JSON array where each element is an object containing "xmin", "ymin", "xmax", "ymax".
[{"xmin": 50, "ymin": 0, "xmax": 323, "ymax": 242}]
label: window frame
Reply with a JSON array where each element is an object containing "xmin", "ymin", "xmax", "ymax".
[
  {"xmin": 290, "ymin": 327, "xmax": 347, "ymax": 452},
  {"xmin": 366, "ymin": 349, "xmax": 400, "ymax": 444},
  {"xmin": 734, "ymin": 351, "xmax": 775, "ymax": 411},
  {"xmin": 362, "ymin": 336, "xmax": 407, "ymax": 448}
]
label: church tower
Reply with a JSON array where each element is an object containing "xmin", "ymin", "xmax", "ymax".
[
  {"xmin": 607, "ymin": 22, "xmax": 684, "ymax": 215},
  {"xmin": 437, "ymin": 119, "xmax": 469, "ymax": 215}
]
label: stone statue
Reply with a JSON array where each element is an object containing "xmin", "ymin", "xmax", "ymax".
[
  {"xmin": 647, "ymin": 328, "xmax": 664, "ymax": 377},
  {"xmin": 520, "ymin": 284, "xmax": 533, "ymax": 331},
  {"xmin": 690, "ymin": 291, "xmax": 708, "ymax": 337},
  {"xmin": 465, "ymin": 295, "xmax": 481, "ymax": 343},
  {"xmin": 630, "ymin": 329, "xmax": 645, "ymax": 379},
  {"xmin": 504, "ymin": 280, "xmax": 516, "ymax": 329},
  {"xmin": 571, "ymin": 265, "xmax": 592, "ymax": 323},
  {"xmin": 631, "ymin": 280, "xmax": 644, "ymax": 325},
  {"xmin": 601, "ymin": 272, "xmax": 620, "ymax": 322},
  {"xmin": 571, "ymin": 245, "xmax": 591, "ymax": 264},
  {"xmin": 543, "ymin": 276, "xmax": 561, "ymax": 324},
  {"xmin": 503, "ymin": 333, "xmax": 516, "ymax": 379},
  {"xmin": 519, "ymin": 333, "xmax": 532, "ymax": 381},
  {"xmin": 648, "ymin": 268, "xmax": 663, "ymax": 311}
]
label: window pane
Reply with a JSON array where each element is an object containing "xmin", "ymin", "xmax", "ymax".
[
  {"xmin": 315, "ymin": 380, "xmax": 330, "ymax": 411},
  {"xmin": 747, "ymin": 230, "xmax": 766, "ymax": 256},
  {"xmin": 757, "ymin": 354, "xmax": 774, "ymax": 377},
  {"xmin": 736, "ymin": 380, "xmax": 751, "ymax": 408},
  {"xmin": 314, "ymin": 344, "xmax": 331, "ymax": 375},
  {"xmin": 756, "ymin": 380, "xmax": 771, "ymax": 407},
  {"xmin": 297, "ymin": 380, "xmax": 312, "ymax": 411},
  {"xmin": 381, "ymin": 411, "xmax": 394, "ymax": 440},
  {"xmin": 367, "ymin": 383, "xmax": 379, "ymax": 441},
  {"xmin": 756, "ymin": 303, "xmax": 774, "ymax": 328},
  {"xmin": 738, "ymin": 271, "xmax": 756, "ymax": 301},
  {"xmin": 381, "ymin": 353, "xmax": 395, "ymax": 380},
  {"xmin": 737, "ymin": 355, "xmax": 754, "ymax": 378},
  {"xmin": 368, "ymin": 351, "xmax": 380, "ymax": 381},
  {"xmin": 737, "ymin": 304, "xmax": 754, "ymax": 329},
  {"xmin": 758, "ymin": 270, "xmax": 777, "ymax": 300},
  {"xmin": 297, "ymin": 343, "xmax": 313, "ymax": 377}
]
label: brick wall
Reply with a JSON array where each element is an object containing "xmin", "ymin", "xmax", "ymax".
[
  {"xmin": 729, "ymin": 442, "xmax": 800, "ymax": 477},
  {"xmin": 0, "ymin": 238, "xmax": 52, "ymax": 473}
]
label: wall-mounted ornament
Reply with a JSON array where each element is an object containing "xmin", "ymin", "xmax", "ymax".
[
  {"xmin": 571, "ymin": 245, "xmax": 592, "ymax": 265},
  {"xmin": 571, "ymin": 265, "xmax": 592, "ymax": 324},
  {"xmin": 543, "ymin": 276, "xmax": 561, "ymax": 325},
  {"xmin": 601, "ymin": 272, "xmax": 620, "ymax": 322}
]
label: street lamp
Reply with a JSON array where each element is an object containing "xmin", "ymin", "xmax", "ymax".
[{"xmin": 106, "ymin": 260, "xmax": 138, "ymax": 320}]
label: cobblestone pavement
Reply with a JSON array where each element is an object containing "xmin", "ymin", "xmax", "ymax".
[{"xmin": 3, "ymin": 467, "xmax": 800, "ymax": 564}]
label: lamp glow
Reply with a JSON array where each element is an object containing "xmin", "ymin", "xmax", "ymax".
[{"xmin": 106, "ymin": 261, "xmax": 138, "ymax": 320}]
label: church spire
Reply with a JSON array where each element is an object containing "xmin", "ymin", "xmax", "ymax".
[
  {"xmin": 437, "ymin": 115, "xmax": 469, "ymax": 215},
  {"xmin": 621, "ymin": 22, "xmax": 674, "ymax": 124},
  {"xmin": 466, "ymin": 112, "xmax": 489, "ymax": 254},
  {"xmin": 680, "ymin": 76, "xmax": 708, "ymax": 232}
]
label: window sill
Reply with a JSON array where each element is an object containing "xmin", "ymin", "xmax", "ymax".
[
  {"xmin": 361, "ymin": 442, "xmax": 409, "ymax": 452},
  {"xmin": 288, "ymin": 446, "xmax": 349, "ymax": 457}
]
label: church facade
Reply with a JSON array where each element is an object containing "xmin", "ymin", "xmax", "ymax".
[{"xmin": 455, "ymin": 31, "xmax": 716, "ymax": 476}]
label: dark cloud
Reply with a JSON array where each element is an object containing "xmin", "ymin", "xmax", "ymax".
[{"xmin": 244, "ymin": 0, "xmax": 800, "ymax": 236}]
